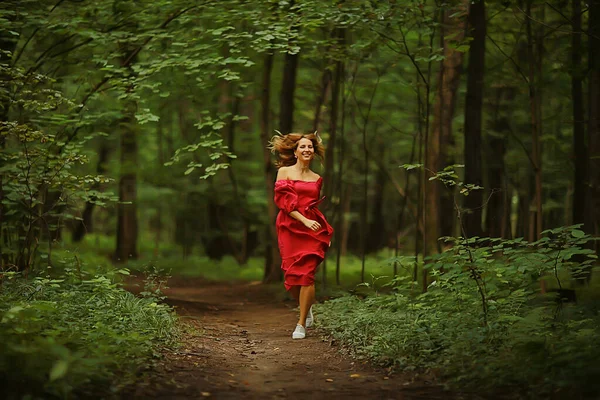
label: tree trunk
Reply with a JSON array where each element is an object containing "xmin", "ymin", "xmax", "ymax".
[
  {"xmin": 72, "ymin": 143, "xmax": 110, "ymax": 242},
  {"xmin": 525, "ymin": 0, "xmax": 544, "ymax": 240},
  {"xmin": 335, "ymin": 61, "xmax": 347, "ymax": 286},
  {"xmin": 572, "ymin": 0, "xmax": 586, "ymax": 226},
  {"xmin": 323, "ymin": 28, "xmax": 345, "ymax": 204},
  {"xmin": 339, "ymin": 183, "xmax": 352, "ymax": 258},
  {"xmin": 485, "ymin": 88, "xmax": 513, "ymax": 238},
  {"xmin": 153, "ymin": 103, "xmax": 166, "ymax": 257},
  {"xmin": 428, "ymin": 2, "xmax": 468, "ymax": 250},
  {"xmin": 588, "ymin": 0, "xmax": 600, "ymax": 253},
  {"xmin": 516, "ymin": 189, "xmax": 531, "ymax": 239},
  {"xmin": 312, "ymin": 68, "xmax": 331, "ymax": 132},
  {"xmin": 279, "ymin": 60, "xmax": 298, "ymax": 133},
  {"xmin": 0, "ymin": 24, "xmax": 18, "ymax": 267},
  {"xmin": 114, "ymin": 97, "xmax": 139, "ymax": 262},
  {"xmin": 367, "ymin": 143, "xmax": 387, "ymax": 253},
  {"xmin": 279, "ymin": 31, "xmax": 299, "ymax": 133},
  {"xmin": 462, "ymin": 0, "xmax": 486, "ymax": 238},
  {"xmin": 260, "ymin": 52, "xmax": 281, "ymax": 283}
]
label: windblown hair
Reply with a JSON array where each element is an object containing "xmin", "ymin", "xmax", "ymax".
[{"xmin": 268, "ymin": 132, "xmax": 325, "ymax": 168}]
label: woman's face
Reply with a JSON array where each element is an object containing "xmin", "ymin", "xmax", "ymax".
[{"xmin": 295, "ymin": 138, "xmax": 314, "ymax": 162}]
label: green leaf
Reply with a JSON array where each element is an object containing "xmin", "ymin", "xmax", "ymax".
[
  {"xmin": 571, "ymin": 229, "xmax": 585, "ymax": 238},
  {"xmin": 49, "ymin": 360, "xmax": 69, "ymax": 381}
]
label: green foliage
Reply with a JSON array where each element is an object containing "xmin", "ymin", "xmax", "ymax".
[
  {"xmin": 0, "ymin": 59, "xmax": 118, "ymax": 270},
  {"xmin": 317, "ymin": 227, "xmax": 600, "ymax": 397},
  {"xmin": 0, "ymin": 262, "xmax": 178, "ymax": 399}
]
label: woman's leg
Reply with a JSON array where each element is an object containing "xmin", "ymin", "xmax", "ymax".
[
  {"xmin": 297, "ymin": 285, "xmax": 315, "ymax": 327},
  {"xmin": 289, "ymin": 285, "xmax": 301, "ymax": 303}
]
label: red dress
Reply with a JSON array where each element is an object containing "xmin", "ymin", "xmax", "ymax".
[{"xmin": 274, "ymin": 177, "xmax": 334, "ymax": 290}]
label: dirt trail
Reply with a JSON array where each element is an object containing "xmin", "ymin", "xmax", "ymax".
[{"xmin": 126, "ymin": 277, "xmax": 463, "ymax": 400}]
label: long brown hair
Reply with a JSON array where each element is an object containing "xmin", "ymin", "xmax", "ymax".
[{"xmin": 268, "ymin": 132, "xmax": 325, "ymax": 168}]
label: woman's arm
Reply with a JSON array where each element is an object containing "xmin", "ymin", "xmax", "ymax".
[{"xmin": 289, "ymin": 211, "xmax": 321, "ymax": 232}]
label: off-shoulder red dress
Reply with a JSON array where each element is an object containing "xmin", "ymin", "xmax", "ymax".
[{"xmin": 274, "ymin": 177, "xmax": 334, "ymax": 291}]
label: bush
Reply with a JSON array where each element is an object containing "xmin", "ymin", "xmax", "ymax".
[
  {"xmin": 0, "ymin": 269, "xmax": 178, "ymax": 399},
  {"xmin": 317, "ymin": 226, "xmax": 600, "ymax": 398}
]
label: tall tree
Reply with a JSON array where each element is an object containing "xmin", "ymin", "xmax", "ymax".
[
  {"xmin": 462, "ymin": 0, "xmax": 486, "ymax": 238},
  {"xmin": 588, "ymin": 0, "xmax": 600, "ymax": 252},
  {"xmin": 572, "ymin": 0, "xmax": 586, "ymax": 227},
  {"xmin": 525, "ymin": 0, "xmax": 544, "ymax": 240},
  {"xmin": 260, "ymin": 52, "xmax": 281, "ymax": 283},
  {"xmin": 279, "ymin": 0, "xmax": 300, "ymax": 134},
  {"xmin": 427, "ymin": 1, "xmax": 468, "ymax": 252},
  {"xmin": 0, "ymin": 21, "xmax": 19, "ymax": 266},
  {"xmin": 114, "ymin": 96, "xmax": 139, "ymax": 262},
  {"xmin": 72, "ymin": 142, "xmax": 110, "ymax": 242},
  {"xmin": 485, "ymin": 87, "xmax": 513, "ymax": 238},
  {"xmin": 114, "ymin": 18, "xmax": 140, "ymax": 261},
  {"xmin": 323, "ymin": 28, "xmax": 345, "ymax": 203}
]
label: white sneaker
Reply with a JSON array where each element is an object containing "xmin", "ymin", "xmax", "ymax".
[
  {"xmin": 305, "ymin": 306, "xmax": 314, "ymax": 328},
  {"xmin": 292, "ymin": 324, "xmax": 306, "ymax": 339}
]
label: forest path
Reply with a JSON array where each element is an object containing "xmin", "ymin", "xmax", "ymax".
[{"xmin": 126, "ymin": 277, "xmax": 464, "ymax": 400}]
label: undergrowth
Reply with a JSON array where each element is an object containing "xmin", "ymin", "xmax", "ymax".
[
  {"xmin": 0, "ymin": 262, "xmax": 178, "ymax": 399},
  {"xmin": 316, "ymin": 226, "xmax": 600, "ymax": 399}
]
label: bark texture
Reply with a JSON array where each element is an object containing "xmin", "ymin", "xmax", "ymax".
[{"xmin": 462, "ymin": 0, "xmax": 486, "ymax": 238}]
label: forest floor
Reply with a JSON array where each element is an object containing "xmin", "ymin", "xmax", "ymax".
[{"xmin": 123, "ymin": 276, "xmax": 481, "ymax": 400}]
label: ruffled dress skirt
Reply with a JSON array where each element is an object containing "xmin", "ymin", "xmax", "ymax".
[{"xmin": 274, "ymin": 178, "xmax": 333, "ymax": 290}]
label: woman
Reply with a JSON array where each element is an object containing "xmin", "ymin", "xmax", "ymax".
[{"xmin": 269, "ymin": 132, "xmax": 333, "ymax": 340}]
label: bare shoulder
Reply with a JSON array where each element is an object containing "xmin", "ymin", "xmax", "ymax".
[{"xmin": 276, "ymin": 166, "xmax": 291, "ymax": 181}]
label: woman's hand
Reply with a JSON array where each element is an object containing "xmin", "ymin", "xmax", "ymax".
[{"xmin": 303, "ymin": 218, "xmax": 322, "ymax": 232}]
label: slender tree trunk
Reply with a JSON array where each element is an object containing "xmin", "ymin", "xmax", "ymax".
[
  {"xmin": 572, "ymin": 0, "xmax": 586, "ymax": 226},
  {"xmin": 0, "ymin": 26, "xmax": 18, "ymax": 267},
  {"xmin": 260, "ymin": 53, "xmax": 281, "ymax": 283},
  {"xmin": 367, "ymin": 143, "xmax": 387, "ymax": 253},
  {"xmin": 360, "ymin": 126, "xmax": 369, "ymax": 284},
  {"xmin": 588, "ymin": 0, "xmax": 600, "ymax": 253},
  {"xmin": 312, "ymin": 69, "xmax": 331, "ymax": 132},
  {"xmin": 428, "ymin": 2, "xmax": 468, "ymax": 249},
  {"xmin": 339, "ymin": 183, "xmax": 352, "ymax": 258},
  {"xmin": 114, "ymin": 96, "xmax": 139, "ymax": 262},
  {"xmin": 279, "ymin": 9, "xmax": 299, "ymax": 135},
  {"xmin": 324, "ymin": 28, "xmax": 344, "ymax": 204},
  {"xmin": 153, "ymin": 104, "xmax": 166, "ymax": 257},
  {"xmin": 485, "ymin": 88, "xmax": 512, "ymax": 238},
  {"xmin": 463, "ymin": 0, "xmax": 486, "ymax": 238},
  {"xmin": 516, "ymin": 190, "xmax": 530, "ymax": 239},
  {"xmin": 72, "ymin": 143, "xmax": 110, "ymax": 242},
  {"xmin": 525, "ymin": 0, "xmax": 544, "ymax": 240},
  {"xmin": 335, "ymin": 61, "xmax": 347, "ymax": 286}
]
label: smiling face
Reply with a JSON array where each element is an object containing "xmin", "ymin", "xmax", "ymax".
[{"xmin": 294, "ymin": 138, "xmax": 315, "ymax": 162}]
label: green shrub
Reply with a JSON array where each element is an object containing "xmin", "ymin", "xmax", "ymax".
[
  {"xmin": 0, "ymin": 270, "xmax": 178, "ymax": 399},
  {"xmin": 317, "ymin": 226, "xmax": 600, "ymax": 398}
]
